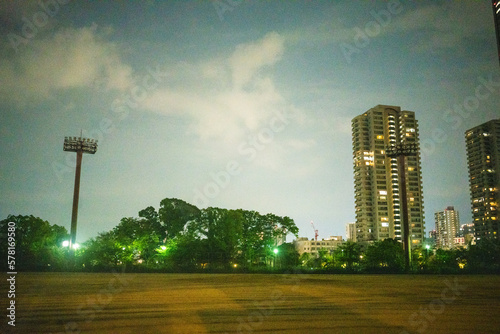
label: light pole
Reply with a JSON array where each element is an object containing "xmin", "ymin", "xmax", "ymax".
[
  {"xmin": 63, "ymin": 134, "xmax": 97, "ymax": 251},
  {"xmin": 386, "ymin": 143, "xmax": 418, "ymax": 272}
]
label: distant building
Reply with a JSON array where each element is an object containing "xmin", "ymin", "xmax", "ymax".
[
  {"xmin": 458, "ymin": 223, "xmax": 476, "ymax": 246},
  {"xmin": 458, "ymin": 223, "xmax": 475, "ymax": 237},
  {"xmin": 351, "ymin": 105, "xmax": 425, "ymax": 247},
  {"xmin": 454, "ymin": 237, "xmax": 466, "ymax": 248},
  {"xmin": 428, "ymin": 229, "xmax": 437, "ymax": 241},
  {"xmin": 435, "ymin": 206, "xmax": 460, "ymax": 249},
  {"xmin": 493, "ymin": 0, "xmax": 500, "ymax": 65},
  {"xmin": 293, "ymin": 236, "xmax": 343, "ymax": 257},
  {"xmin": 465, "ymin": 119, "xmax": 500, "ymax": 241},
  {"xmin": 346, "ymin": 222, "xmax": 356, "ymax": 242}
]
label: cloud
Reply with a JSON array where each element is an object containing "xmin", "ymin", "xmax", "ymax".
[
  {"xmin": 285, "ymin": 1, "xmax": 490, "ymax": 56},
  {"xmin": 0, "ymin": 26, "xmax": 133, "ymax": 105},
  {"xmin": 374, "ymin": 2, "xmax": 489, "ymax": 54},
  {"xmin": 143, "ymin": 32, "xmax": 297, "ymax": 142},
  {"xmin": 229, "ymin": 31, "xmax": 285, "ymax": 88}
]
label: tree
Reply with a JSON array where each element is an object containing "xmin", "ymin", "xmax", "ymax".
[
  {"xmin": 80, "ymin": 231, "xmax": 123, "ymax": 270},
  {"xmin": 113, "ymin": 216, "xmax": 161, "ymax": 266},
  {"xmin": 411, "ymin": 246, "xmax": 432, "ymax": 271},
  {"xmin": 299, "ymin": 252, "xmax": 312, "ymax": 267},
  {"xmin": 466, "ymin": 238, "xmax": 500, "ymax": 273},
  {"xmin": 238, "ymin": 211, "xmax": 298, "ymax": 268},
  {"xmin": 0, "ymin": 215, "xmax": 69, "ymax": 271},
  {"xmin": 363, "ymin": 238, "xmax": 404, "ymax": 272},
  {"xmin": 159, "ymin": 198, "xmax": 200, "ymax": 239},
  {"xmin": 276, "ymin": 243, "xmax": 300, "ymax": 268},
  {"xmin": 334, "ymin": 241, "xmax": 362, "ymax": 270},
  {"xmin": 181, "ymin": 207, "xmax": 244, "ymax": 269}
]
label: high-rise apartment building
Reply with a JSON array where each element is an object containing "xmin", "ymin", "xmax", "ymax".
[
  {"xmin": 465, "ymin": 119, "xmax": 500, "ymax": 241},
  {"xmin": 493, "ymin": 0, "xmax": 500, "ymax": 64},
  {"xmin": 435, "ymin": 206, "xmax": 460, "ymax": 249},
  {"xmin": 346, "ymin": 222, "xmax": 356, "ymax": 242},
  {"xmin": 352, "ymin": 105, "xmax": 425, "ymax": 247}
]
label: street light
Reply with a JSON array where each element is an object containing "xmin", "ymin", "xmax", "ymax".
[
  {"xmin": 273, "ymin": 248, "xmax": 279, "ymax": 268},
  {"xmin": 386, "ymin": 142, "xmax": 417, "ymax": 272},
  {"xmin": 63, "ymin": 134, "xmax": 97, "ymax": 251}
]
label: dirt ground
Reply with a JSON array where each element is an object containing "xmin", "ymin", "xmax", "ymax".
[{"xmin": 1, "ymin": 272, "xmax": 499, "ymax": 333}]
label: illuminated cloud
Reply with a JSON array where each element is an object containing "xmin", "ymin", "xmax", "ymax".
[
  {"xmin": 143, "ymin": 32, "xmax": 295, "ymax": 142},
  {"xmin": 0, "ymin": 26, "xmax": 133, "ymax": 105},
  {"xmin": 229, "ymin": 31, "xmax": 285, "ymax": 88}
]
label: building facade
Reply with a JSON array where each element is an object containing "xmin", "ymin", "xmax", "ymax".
[
  {"xmin": 346, "ymin": 222, "xmax": 356, "ymax": 242},
  {"xmin": 458, "ymin": 223, "xmax": 475, "ymax": 246},
  {"xmin": 352, "ymin": 105, "xmax": 425, "ymax": 247},
  {"xmin": 465, "ymin": 119, "xmax": 500, "ymax": 241},
  {"xmin": 435, "ymin": 206, "xmax": 460, "ymax": 249},
  {"xmin": 293, "ymin": 236, "xmax": 343, "ymax": 257}
]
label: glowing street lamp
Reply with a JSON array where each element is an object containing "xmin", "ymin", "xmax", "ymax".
[
  {"xmin": 63, "ymin": 134, "xmax": 97, "ymax": 251},
  {"xmin": 386, "ymin": 142, "xmax": 417, "ymax": 272}
]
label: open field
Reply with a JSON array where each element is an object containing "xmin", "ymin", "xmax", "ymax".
[{"xmin": 1, "ymin": 273, "xmax": 500, "ymax": 334}]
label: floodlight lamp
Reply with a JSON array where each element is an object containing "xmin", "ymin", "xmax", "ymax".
[{"xmin": 273, "ymin": 248, "xmax": 279, "ymax": 254}]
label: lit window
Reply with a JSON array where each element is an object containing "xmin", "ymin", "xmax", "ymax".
[{"xmin": 377, "ymin": 135, "xmax": 384, "ymax": 140}]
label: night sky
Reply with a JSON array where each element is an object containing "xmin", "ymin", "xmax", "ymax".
[{"xmin": 1, "ymin": 0, "xmax": 499, "ymax": 243}]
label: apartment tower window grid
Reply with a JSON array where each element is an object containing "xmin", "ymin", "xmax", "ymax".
[
  {"xmin": 465, "ymin": 119, "xmax": 500, "ymax": 241},
  {"xmin": 352, "ymin": 105, "xmax": 425, "ymax": 246},
  {"xmin": 435, "ymin": 206, "xmax": 460, "ymax": 249}
]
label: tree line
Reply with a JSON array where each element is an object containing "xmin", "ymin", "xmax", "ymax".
[
  {"xmin": 1, "ymin": 198, "xmax": 499, "ymax": 273},
  {"xmin": 300, "ymin": 238, "xmax": 500, "ymax": 274},
  {"xmin": 0, "ymin": 198, "xmax": 299, "ymax": 272}
]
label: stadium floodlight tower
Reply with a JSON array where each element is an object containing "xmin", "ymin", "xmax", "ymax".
[
  {"xmin": 385, "ymin": 142, "xmax": 418, "ymax": 272},
  {"xmin": 63, "ymin": 134, "xmax": 98, "ymax": 251}
]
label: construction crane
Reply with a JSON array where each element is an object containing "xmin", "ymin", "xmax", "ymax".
[{"xmin": 310, "ymin": 221, "xmax": 318, "ymax": 241}]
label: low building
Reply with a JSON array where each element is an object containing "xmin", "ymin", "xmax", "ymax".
[
  {"xmin": 454, "ymin": 237, "xmax": 466, "ymax": 248},
  {"xmin": 293, "ymin": 236, "xmax": 343, "ymax": 257}
]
